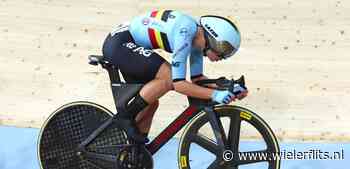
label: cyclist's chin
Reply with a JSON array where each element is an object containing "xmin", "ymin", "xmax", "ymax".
[{"xmin": 208, "ymin": 55, "xmax": 220, "ymax": 62}]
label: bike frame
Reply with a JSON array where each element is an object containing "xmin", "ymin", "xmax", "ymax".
[
  {"xmin": 147, "ymin": 104, "xmax": 229, "ymax": 155},
  {"xmin": 78, "ymin": 56, "xmax": 228, "ymax": 161},
  {"xmin": 77, "ymin": 103, "xmax": 226, "ymax": 154},
  {"xmin": 146, "ymin": 105, "xmax": 199, "ymax": 154}
]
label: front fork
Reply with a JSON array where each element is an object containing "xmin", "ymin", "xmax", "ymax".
[{"xmin": 204, "ymin": 107, "xmax": 228, "ymax": 153}]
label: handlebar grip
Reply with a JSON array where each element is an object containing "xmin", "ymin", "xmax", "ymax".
[
  {"xmin": 230, "ymin": 75, "xmax": 247, "ymax": 95},
  {"xmin": 196, "ymin": 76, "xmax": 246, "ymax": 92},
  {"xmin": 195, "ymin": 78, "xmax": 221, "ymax": 86},
  {"xmin": 236, "ymin": 75, "xmax": 245, "ymax": 87}
]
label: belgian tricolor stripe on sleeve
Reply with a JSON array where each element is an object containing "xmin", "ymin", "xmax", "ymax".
[{"xmin": 147, "ymin": 10, "xmax": 172, "ymax": 52}]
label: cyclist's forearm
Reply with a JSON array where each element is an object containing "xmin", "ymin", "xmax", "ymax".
[{"xmin": 173, "ymin": 80, "xmax": 214, "ymax": 99}]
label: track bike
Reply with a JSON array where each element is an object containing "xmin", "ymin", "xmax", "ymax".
[{"xmin": 37, "ymin": 55, "xmax": 281, "ymax": 169}]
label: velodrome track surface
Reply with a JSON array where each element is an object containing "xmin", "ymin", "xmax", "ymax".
[
  {"xmin": 1, "ymin": 1, "xmax": 349, "ymax": 169},
  {"xmin": 1, "ymin": 1, "xmax": 349, "ymax": 168},
  {"xmin": 1, "ymin": 0, "xmax": 350, "ymax": 142},
  {"xmin": 1, "ymin": 126, "xmax": 348, "ymax": 169}
]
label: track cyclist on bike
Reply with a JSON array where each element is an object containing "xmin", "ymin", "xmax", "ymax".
[{"xmin": 102, "ymin": 10, "xmax": 248, "ymax": 143}]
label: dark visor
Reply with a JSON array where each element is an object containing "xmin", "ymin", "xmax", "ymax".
[{"xmin": 203, "ymin": 31, "xmax": 237, "ymax": 59}]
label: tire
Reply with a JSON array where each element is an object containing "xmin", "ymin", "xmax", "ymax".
[
  {"xmin": 178, "ymin": 105, "xmax": 280, "ymax": 169},
  {"xmin": 37, "ymin": 101, "xmax": 128, "ymax": 169}
]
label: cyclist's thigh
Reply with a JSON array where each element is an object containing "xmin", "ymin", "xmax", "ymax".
[
  {"xmin": 119, "ymin": 47, "xmax": 166, "ymax": 84},
  {"xmin": 102, "ymin": 31, "xmax": 166, "ymax": 84}
]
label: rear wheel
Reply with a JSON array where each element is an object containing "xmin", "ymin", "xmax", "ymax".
[
  {"xmin": 178, "ymin": 105, "xmax": 280, "ymax": 169},
  {"xmin": 38, "ymin": 101, "xmax": 128, "ymax": 169}
]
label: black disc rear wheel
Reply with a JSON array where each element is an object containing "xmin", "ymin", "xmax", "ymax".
[{"xmin": 38, "ymin": 101, "xmax": 128, "ymax": 169}]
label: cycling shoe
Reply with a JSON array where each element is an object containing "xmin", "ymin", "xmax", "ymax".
[{"xmin": 116, "ymin": 118, "xmax": 149, "ymax": 144}]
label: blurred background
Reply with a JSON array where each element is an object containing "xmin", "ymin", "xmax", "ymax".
[{"xmin": 0, "ymin": 0, "xmax": 349, "ymax": 168}]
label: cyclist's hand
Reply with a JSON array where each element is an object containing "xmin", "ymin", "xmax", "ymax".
[
  {"xmin": 211, "ymin": 90, "xmax": 235, "ymax": 104},
  {"xmin": 233, "ymin": 83, "xmax": 248, "ymax": 100},
  {"xmin": 237, "ymin": 90, "xmax": 248, "ymax": 100}
]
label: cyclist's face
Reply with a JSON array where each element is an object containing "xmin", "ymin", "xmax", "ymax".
[
  {"xmin": 206, "ymin": 49, "xmax": 221, "ymax": 62},
  {"xmin": 195, "ymin": 27, "xmax": 223, "ymax": 62}
]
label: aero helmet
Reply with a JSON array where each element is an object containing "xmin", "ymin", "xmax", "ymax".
[{"xmin": 199, "ymin": 15, "xmax": 241, "ymax": 59}]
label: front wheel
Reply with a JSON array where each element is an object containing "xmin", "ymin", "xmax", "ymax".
[{"xmin": 178, "ymin": 105, "xmax": 280, "ymax": 169}]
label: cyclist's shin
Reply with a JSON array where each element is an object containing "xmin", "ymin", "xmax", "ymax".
[{"xmin": 116, "ymin": 93, "xmax": 149, "ymax": 143}]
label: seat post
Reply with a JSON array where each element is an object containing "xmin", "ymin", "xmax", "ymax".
[
  {"xmin": 102, "ymin": 64, "xmax": 123, "ymax": 112},
  {"xmin": 102, "ymin": 63, "xmax": 144, "ymax": 115},
  {"xmin": 103, "ymin": 64, "xmax": 121, "ymax": 84}
]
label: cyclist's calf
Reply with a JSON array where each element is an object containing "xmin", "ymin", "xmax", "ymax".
[{"xmin": 118, "ymin": 93, "xmax": 149, "ymax": 120}]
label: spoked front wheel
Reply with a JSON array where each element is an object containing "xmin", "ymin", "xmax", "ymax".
[{"xmin": 178, "ymin": 105, "xmax": 280, "ymax": 169}]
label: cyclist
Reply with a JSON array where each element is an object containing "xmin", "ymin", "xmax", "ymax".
[{"xmin": 102, "ymin": 10, "xmax": 248, "ymax": 142}]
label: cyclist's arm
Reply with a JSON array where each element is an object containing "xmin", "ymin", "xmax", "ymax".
[
  {"xmin": 189, "ymin": 48, "xmax": 204, "ymax": 82},
  {"xmin": 171, "ymin": 46, "xmax": 214, "ymax": 99},
  {"xmin": 189, "ymin": 48, "xmax": 219, "ymax": 89},
  {"xmin": 174, "ymin": 80, "xmax": 214, "ymax": 99},
  {"xmin": 171, "ymin": 24, "xmax": 215, "ymax": 99}
]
